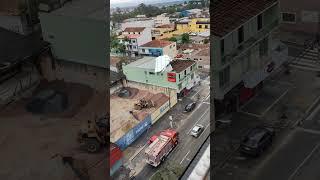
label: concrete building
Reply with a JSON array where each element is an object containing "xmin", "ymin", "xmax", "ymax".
[
  {"xmin": 152, "ymin": 24, "xmax": 175, "ymax": 40},
  {"xmin": 121, "ymin": 18, "xmax": 155, "ymax": 30},
  {"xmin": 212, "ymin": 0, "xmax": 288, "ymax": 117},
  {"xmin": 118, "ymin": 27, "xmax": 152, "ymax": 56},
  {"xmin": 39, "ymin": 0, "xmax": 107, "ymax": 92},
  {"xmin": 279, "ymin": 0, "xmax": 320, "ymax": 38},
  {"xmin": 122, "ymin": 56, "xmax": 199, "ymax": 97},
  {"xmin": 190, "ymin": 30, "xmax": 210, "ymax": 44},
  {"xmin": 153, "ymin": 14, "xmax": 171, "ymax": 26},
  {"xmin": 181, "ymin": 47, "xmax": 210, "ymax": 73},
  {"xmin": 175, "ymin": 18, "xmax": 210, "ymax": 34},
  {"xmin": 139, "ymin": 40, "xmax": 177, "ymax": 58}
]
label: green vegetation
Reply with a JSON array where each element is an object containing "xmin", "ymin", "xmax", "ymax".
[
  {"xmin": 150, "ymin": 162, "xmax": 184, "ymax": 180},
  {"xmin": 181, "ymin": 33, "xmax": 190, "ymax": 44},
  {"xmin": 168, "ymin": 37, "xmax": 178, "ymax": 42}
]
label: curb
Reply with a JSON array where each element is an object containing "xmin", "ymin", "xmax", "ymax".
[{"xmin": 291, "ymin": 95, "xmax": 320, "ymax": 128}]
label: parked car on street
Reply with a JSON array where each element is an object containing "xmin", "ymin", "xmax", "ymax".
[
  {"xmin": 190, "ymin": 124, "xmax": 204, "ymax": 138},
  {"xmin": 240, "ymin": 126, "xmax": 275, "ymax": 156},
  {"xmin": 184, "ymin": 102, "xmax": 196, "ymax": 112}
]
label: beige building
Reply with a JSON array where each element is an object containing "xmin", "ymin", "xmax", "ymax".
[{"xmin": 138, "ymin": 40, "xmax": 177, "ymax": 58}]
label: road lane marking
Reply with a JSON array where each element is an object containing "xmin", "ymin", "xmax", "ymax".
[
  {"xmin": 187, "ymin": 108, "xmax": 210, "ymax": 135},
  {"xmin": 261, "ymin": 89, "xmax": 289, "ymax": 117},
  {"xmin": 297, "ymin": 127, "xmax": 320, "ymax": 135},
  {"xmin": 130, "ymin": 143, "xmax": 148, "ymax": 161},
  {"xmin": 238, "ymin": 110, "xmax": 262, "ymax": 118},
  {"xmin": 202, "ymin": 101, "xmax": 210, "ymax": 105},
  {"xmin": 180, "ymin": 150, "xmax": 190, "ymax": 164},
  {"xmin": 288, "ymin": 143, "xmax": 320, "ymax": 180}
]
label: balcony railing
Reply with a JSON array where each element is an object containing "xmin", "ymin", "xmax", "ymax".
[{"xmin": 220, "ymin": 19, "xmax": 279, "ymax": 69}]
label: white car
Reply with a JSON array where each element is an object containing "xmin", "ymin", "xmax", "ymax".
[{"xmin": 190, "ymin": 124, "xmax": 204, "ymax": 138}]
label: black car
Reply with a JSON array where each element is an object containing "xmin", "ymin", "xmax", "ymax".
[
  {"xmin": 240, "ymin": 126, "xmax": 275, "ymax": 156},
  {"xmin": 184, "ymin": 102, "xmax": 196, "ymax": 112}
]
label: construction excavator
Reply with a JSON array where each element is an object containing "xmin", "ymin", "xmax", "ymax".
[
  {"xmin": 77, "ymin": 114, "xmax": 108, "ymax": 153},
  {"xmin": 133, "ymin": 98, "xmax": 155, "ymax": 110}
]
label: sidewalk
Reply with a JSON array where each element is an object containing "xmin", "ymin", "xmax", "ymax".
[{"xmin": 213, "ymin": 67, "xmax": 320, "ymax": 179}]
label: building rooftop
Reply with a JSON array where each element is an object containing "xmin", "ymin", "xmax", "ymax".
[
  {"xmin": 170, "ymin": 60, "xmax": 196, "ymax": 73},
  {"xmin": 123, "ymin": 27, "xmax": 146, "ymax": 32},
  {"xmin": 110, "ymin": 87, "xmax": 169, "ymax": 142},
  {"xmin": 140, "ymin": 40, "xmax": 173, "ymax": 48},
  {"xmin": 49, "ymin": 0, "xmax": 105, "ymax": 20},
  {"xmin": 156, "ymin": 24, "xmax": 175, "ymax": 29},
  {"xmin": 211, "ymin": 0, "xmax": 278, "ymax": 37}
]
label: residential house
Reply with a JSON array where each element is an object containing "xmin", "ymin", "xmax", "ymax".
[
  {"xmin": 190, "ymin": 30, "xmax": 210, "ymax": 44},
  {"xmin": 181, "ymin": 47, "xmax": 210, "ymax": 73},
  {"xmin": 152, "ymin": 24, "xmax": 175, "ymax": 40},
  {"xmin": 39, "ymin": 0, "xmax": 107, "ymax": 92},
  {"xmin": 121, "ymin": 18, "xmax": 155, "ymax": 30},
  {"xmin": 153, "ymin": 14, "xmax": 171, "ymax": 26},
  {"xmin": 212, "ymin": 0, "xmax": 288, "ymax": 117},
  {"xmin": 175, "ymin": 18, "xmax": 210, "ymax": 34},
  {"xmin": 122, "ymin": 56, "xmax": 199, "ymax": 98},
  {"xmin": 118, "ymin": 27, "xmax": 152, "ymax": 56},
  {"xmin": 139, "ymin": 40, "xmax": 177, "ymax": 58}
]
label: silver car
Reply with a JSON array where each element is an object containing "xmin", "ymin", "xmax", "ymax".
[{"xmin": 190, "ymin": 124, "xmax": 204, "ymax": 137}]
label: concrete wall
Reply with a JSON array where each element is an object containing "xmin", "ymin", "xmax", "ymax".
[
  {"xmin": 150, "ymin": 100, "xmax": 170, "ymax": 124},
  {"xmin": 40, "ymin": 13, "xmax": 107, "ymax": 68},
  {"xmin": 125, "ymin": 80, "xmax": 178, "ymax": 108},
  {"xmin": 137, "ymin": 28, "xmax": 152, "ymax": 46},
  {"xmin": 121, "ymin": 20, "xmax": 155, "ymax": 30},
  {"xmin": 40, "ymin": 55, "xmax": 107, "ymax": 92}
]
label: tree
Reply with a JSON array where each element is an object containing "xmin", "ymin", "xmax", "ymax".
[
  {"xmin": 181, "ymin": 33, "xmax": 190, "ymax": 44},
  {"xmin": 203, "ymin": 38, "xmax": 209, "ymax": 44},
  {"xmin": 168, "ymin": 37, "xmax": 177, "ymax": 42}
]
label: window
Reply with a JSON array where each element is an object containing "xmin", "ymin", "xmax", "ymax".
[
  {"xmin": 257, "ymin": 14, "xmax": 263, "ymax": 30},
  {"xmin": 142, "ymin": 49, "xmax": 145, "ymax": 53},
  {"xmin": 205, "ymin": 25, "xmax": 208, "ymax": 29},
  {"xmin": 238, "ymin": 26, "xmax": 244, "ymax": 44},
  {"xmin": 179, "ymin": 74, "xmax": 181, "ymax": 80},
  {"xmin": 149, "ymin": 72, "xmax": 155, "ymax": 75},
  {"xmin": 178, "ymin": 83, "xmax": 182, "ymax": 90},
  {"xmin": 199, "ymin": 25, "xmax": 202, "ymax": 28},
  {"xmin": 220, "ymin": 39, "xmax": 225, "ymax": 56},
  {"xmin": 259, "ymin": 37, "xmax": 269, "ymax": 57},
  {"xmin": 184, "ymin": 70, "xmax": 187, "ymax": 76},
  {"xmin": 191, "ymin": 73, "xmax": 194, "ymax": 79},
  {"xmin": 190, "ymin": 65, "xmax": 193, "ymax": 71},
  {"xmin": 139, "ymin": 32, "xmax": 141, "ymax": 34},
  {"xmin": 282, "ymin": 13, "xmax": 296, "ymax": 23},
  {"xmin": 219, "ymin": 66, "xmax": 230, "ymax": 87},
  {"xmin": 198, "ymin": 65, "xmax": 203, "ymax": 69}
]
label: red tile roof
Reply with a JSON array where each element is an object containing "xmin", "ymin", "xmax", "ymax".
[
  {"xmin": 170, "ymin": 59, "xmax": 195, "ymax": 73},
  {"xmin": 123, "ymin": 27, "xmax": 145, "ymax": 32},
  {"xmin": 140, "ymin": 40, "xmax": 173, "ymax": 48},
  {"xmin": 211, "ymin": 0, "xmax": 278, "ymax": 37}
]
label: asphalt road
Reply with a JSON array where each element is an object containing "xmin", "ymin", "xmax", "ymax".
[
  {"xmin": 250, "ymin": 104, "xmax": 320, "ymax": 180},
  {"xmin": 133, "ymin": 87, "xmax": 210, "ymax": 179}
]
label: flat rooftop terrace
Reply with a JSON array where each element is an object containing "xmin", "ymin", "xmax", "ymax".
[{"xmin": 110, "ymin": 87, "xmax": 169, "ymax": 142}]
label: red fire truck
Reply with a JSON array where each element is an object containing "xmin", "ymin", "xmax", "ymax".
[{"xmin": 145, "ymin": 129, "xmax": 179, "ymax": 167}]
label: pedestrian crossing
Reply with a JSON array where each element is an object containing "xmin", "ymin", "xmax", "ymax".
[{"xmin": 289, "ymin": 46, "xmax": 320, "ymax": 71}]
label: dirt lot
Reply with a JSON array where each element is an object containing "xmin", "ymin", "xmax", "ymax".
[{"xmin": 0, "ymin": 81, "xmax": 107, "ymax": 180}]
